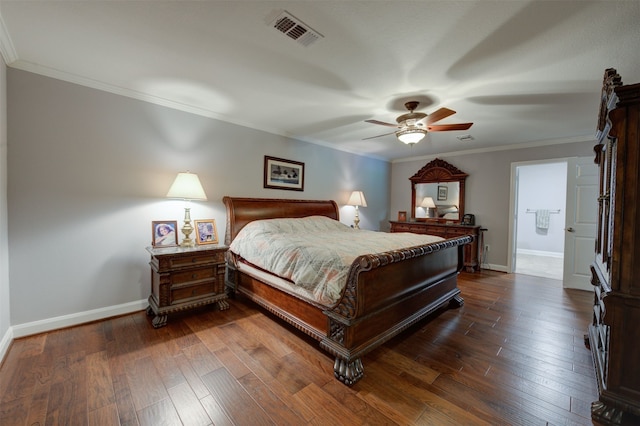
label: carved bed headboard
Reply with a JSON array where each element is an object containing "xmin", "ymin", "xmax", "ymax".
[{"xmin": 222, "ymin": 196, "xmax": 340, "ymax": 245}]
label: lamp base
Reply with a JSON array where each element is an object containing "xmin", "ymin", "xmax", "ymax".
[
  {"xmin": 353, "ymin": 206, "xmax": 361, "ymax": 230},
  {"xmin": 180, "ymin": 207, "xmax": 196, "ymax": 247}
]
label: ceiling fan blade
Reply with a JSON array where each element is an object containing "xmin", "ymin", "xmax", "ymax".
[
  {"xmin": 363, "ymin": 131, "xmax": 397, "ymax": 140},
  {"xmin": 427, "ymin": 122, "xmax": 473, "ymax": 132},
  {"xmin": 425, "ymin": 107, "xmax": 456, "ymax": 124},
  {"xmin": 365, "ymin": 119, "xmax": 399, "ymax": 128}
]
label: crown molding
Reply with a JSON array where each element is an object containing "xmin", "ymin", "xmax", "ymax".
[{"xmin": 391, "ymin": 135, "xmax": 597, "ymax": 164}]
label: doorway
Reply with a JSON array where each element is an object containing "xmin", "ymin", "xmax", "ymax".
[
  {"xmin": 508, "ymin": 157, "xmax": 597, "ymax": 289},
  {"xmin": 511, "ymin": 160, "xmax": 568, "ymax": 280}
]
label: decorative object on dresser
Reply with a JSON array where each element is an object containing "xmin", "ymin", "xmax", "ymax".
[
  {"xmin": 263, "ymin": 156, "xmax": 305, "ymax": 191},
  {"xmin": 223, "ymin": 196, "xmax": 471, "ymax": 386},
  {"xmin": 347, "ymin": 190, "xmax": 367, "ymax": 229},
  {"xmin": 146, "ymin": 244, "xmax": 229, "ymax": 328},
  {"xmin": 195, "ymin": 219, "xmax": 218, "ymax": 245},
  {"xmin": 151, "ymin": 220, "xmax": 178, "ymax": 247},
  {"xmin": 166, "ymin": 172, "xmax": 208, "ymax": 247},
  {"xmin": 589, "ymin": 68, "xmax": 640, "ymax": 425},
  {"xmin": 389, "ymin": 220, "xmax": 482, "ymax": 272}
]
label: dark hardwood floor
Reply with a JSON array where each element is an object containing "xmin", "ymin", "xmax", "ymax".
[{"xmin": 0, "ymin": 270, "xmax": 600, "ymax": 425}]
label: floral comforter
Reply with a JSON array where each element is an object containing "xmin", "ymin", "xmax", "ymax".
[{"xmin": 229, "ymin": 216, "xmax": 443, "ymax": 305}]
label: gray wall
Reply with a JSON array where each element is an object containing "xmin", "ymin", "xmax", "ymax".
[
  {"xmin": 391, "ymin": 141, "xmax": 594, "ymax": 270},
  {"xmin": 7, "ymin": 69, "xmax": 390, "ymax": 328},
  {"xmin": 0, "ymin": 58, "xmax": 9, "ymax": 350}
]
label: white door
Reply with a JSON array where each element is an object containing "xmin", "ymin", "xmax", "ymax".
[{"xmin": 562, "ymin": 156, "xmax": 598, "ymax": 290}]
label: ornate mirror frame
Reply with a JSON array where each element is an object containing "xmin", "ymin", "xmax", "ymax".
[{"xmin": 409, "ymin": 158, "xmax": 468, "ymax": 222}]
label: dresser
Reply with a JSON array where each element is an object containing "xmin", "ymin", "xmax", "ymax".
[
  {"xmin": 589, "ymin": 68, "xmax": 640, "ymax": 424},
  {"xmin": 146, "ymin": 245, "xmax": 229, "ymax": 328},
  {"xmin": 389, "ymin": 221, "xmax": 481, "ymax": 272}
]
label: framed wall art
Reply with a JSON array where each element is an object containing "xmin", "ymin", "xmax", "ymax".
[
  {"xmin": 195, "ymin": 219, "xmax": 218, "ymax": 245},
  {"xmin": 152, "ymin": 220, "xmax": 178, "ymax": 247},
  {"xmin": 437, "ymin": 185, "xmax": 448, "ymax": 201},
  {"xmin": 264, "ymin": 156, "xmax": 305, "ymax": 191}
]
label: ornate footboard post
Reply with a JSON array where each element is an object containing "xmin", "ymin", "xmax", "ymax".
[{"xmin": 327, "ymin": 318, "xmax": 364, "ymax": 385}]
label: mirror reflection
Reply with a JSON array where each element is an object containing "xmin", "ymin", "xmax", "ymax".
[{"xmin": 414, "ymin": 182, "xmax": 460, "ymax": 220}]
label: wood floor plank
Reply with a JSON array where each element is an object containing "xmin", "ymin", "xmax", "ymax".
[
  {"xmin": 137, "ymin": 397, "xmax": 182, "ymax": 426},
  {"xmin": 88, "ymin": 403, "xmax": 121, "ymax": 426},
  {"xmin": 199, "ymin": 394, "xmax": 234, "ymax": 426},
  {"xmin": 86, "ymin": 350, "xmax": 116, "ymax": 411},
  {"xmin": 125, "ymin": 355, "xmax": 169, "ymax": 412},
  {"xmin": 166, "ymin": 381, "xmax": 212, "ymax": 426},
  {"xmin": 237, "ymin": 370, "xmax": 308, "ymax": 425},
  {"xmin": 201, "ymin": 367, "xmax": 274, "ymax": 425}
]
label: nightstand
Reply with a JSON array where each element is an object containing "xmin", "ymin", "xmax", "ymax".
[{"xmin": 146, "ymin": 244, "xmax": 229, "ymax": 328}]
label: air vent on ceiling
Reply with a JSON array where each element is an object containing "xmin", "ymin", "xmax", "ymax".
[
  {"xmin": 269, "ymin": 10, "xmax": 323, "ymax": 47},
  {"xmin": 457, "ymin": 134, "xmax": 475, "ymax": 141}
]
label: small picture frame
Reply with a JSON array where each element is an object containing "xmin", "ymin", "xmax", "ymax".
[
  {"xmin": 195, "ymin": 219, "xmax": 218, "ymax": 245},
  {"xmin": 152, "ymin": 221, "xmax": 178, "ymax": 247},
  {"xmin": 437, "ymin": 185, "xmax": 448, "ymax": 201},
  {"xmin": 264, "ymin": 155, "xmax": 305, "ymax": 191},
  {"xmin": 398, "ymin": 211, "xmax": 407, "ymax": 222}
]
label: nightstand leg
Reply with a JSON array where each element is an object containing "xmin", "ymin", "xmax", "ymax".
[
  {"xmin": 152, "ymin": 314, "xmax": 167, "ymax": 328},
  {"xmin": 217, "ymin": 299, "xmax": 230, "ymax": 310}
]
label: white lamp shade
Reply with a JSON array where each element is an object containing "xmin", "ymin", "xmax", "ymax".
[
  {"xmin": 166, "ymin": 172, "xmax": 208, "ymax": 200},
  {"xmin": 420, "ymin": 197, "xmax": 436, "ymax": 208},
  {"xmin": 396, "ymin": 128, "xmax": 426, "ymax": 144},
  {"xmin": 347, "ymin": 190, "xmax": 367, "ymax": 207}
]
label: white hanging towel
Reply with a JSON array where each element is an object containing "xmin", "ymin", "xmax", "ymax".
[{"xmin": 536, "ymin": 209, "xmax": 550, "ymax": 230}]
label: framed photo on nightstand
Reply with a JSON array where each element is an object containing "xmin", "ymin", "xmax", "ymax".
[
  {"xmin": 195, "ymin": 219, "xmax": 218, "ymax": 245},
  {"xmin": 152, "ymin": 221, "xmax": 178, "ymax": 247}
]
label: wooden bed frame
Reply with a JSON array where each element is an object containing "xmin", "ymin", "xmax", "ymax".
[{"xmin": 223, "ymin": 196, "xmax": 472, "ymax": 386}]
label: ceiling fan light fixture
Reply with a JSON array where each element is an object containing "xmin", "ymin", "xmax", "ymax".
[{"xmin": 396, "ymin": 128, "xmax": 426, "ymax": 145}]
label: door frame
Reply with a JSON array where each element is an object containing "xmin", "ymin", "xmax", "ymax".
[{"xmin": 507, "ymin": 157, "xmax": 572, "ymax": 274}]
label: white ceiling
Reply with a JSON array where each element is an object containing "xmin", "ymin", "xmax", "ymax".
[{"xmin": 1, "ymin": 1, "xmax": 639, "ymax": 162}]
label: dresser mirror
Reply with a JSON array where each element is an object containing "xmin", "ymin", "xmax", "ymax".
[{"xmin": 409, "ymin": 158, "xmax": 468, "ymax": 222}]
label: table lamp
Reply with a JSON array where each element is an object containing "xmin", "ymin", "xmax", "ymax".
[
  {"xmin": 166, "ymin": 172, "xmax": 207, "ymax": 247},
  {"xmin": 421, "ymin": 196, "xmax": 436, "ymax": 218},
  {"xmin": 347, "ymin": 190, "xmax": 367, "ymax": 229}
]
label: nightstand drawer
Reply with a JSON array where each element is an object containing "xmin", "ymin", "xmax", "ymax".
[
  {"xmin": 169, "ymin": 251, "xmax": 224, "ymax": 268},
  {"xmin": 171, "ymin": 266, "xmax": 215, "ymax": 284},
  {"xmin": 172, "ymin": 281, "xmax": 216, "ymax": 304}
]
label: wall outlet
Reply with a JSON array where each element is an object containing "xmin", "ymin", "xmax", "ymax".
[{"xmin": 485, "ymin": 244, "xmax": 490, "ymax": 252}]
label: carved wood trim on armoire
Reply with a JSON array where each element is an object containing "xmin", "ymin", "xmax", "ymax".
[{"xmin": 589, "ymin": 68, "xmax": 640, "ymax": 425}]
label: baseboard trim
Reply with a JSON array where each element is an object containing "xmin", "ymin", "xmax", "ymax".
[
  {"xmin": 481, "ymin": 264, "xmax": 508, "ymax": 273},
  {"xmin": 0, "ymin": 326, "xmax": 14, "ymax": 366},
  {"xmin": 11, "ymin": 299, "xmax": 148, "ymax": 339},
  {"xmin": 517, "ymin": 249, "xmax": 564, "ymax": 258}
]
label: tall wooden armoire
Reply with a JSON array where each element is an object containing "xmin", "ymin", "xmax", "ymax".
[{"xmin": 589, "ymin": 68, "xmax": 640, "ymax": 425}]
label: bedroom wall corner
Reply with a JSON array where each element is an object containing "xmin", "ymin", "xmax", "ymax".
[{"xmin": 0, "ymin": 54, "xmax": 11, "ymax": 362}]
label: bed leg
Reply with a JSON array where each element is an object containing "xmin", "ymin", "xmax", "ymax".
[
  {"xmin": 450, "ymin": 294, "xmax": 464, "ymax": 307},
  {"xmin": 225, "ymin": 263, "xmax": 237, "ymax": 298},
  {"xmin": 334, "ymin": 357, "xmax": 364, "ymax": 386}
]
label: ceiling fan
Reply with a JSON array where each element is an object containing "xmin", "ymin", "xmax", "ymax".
[{"xmin": 364, "ymin": 101, "xmax": 473, "ymax": 145}]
